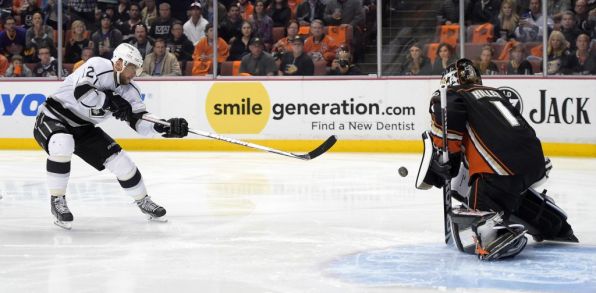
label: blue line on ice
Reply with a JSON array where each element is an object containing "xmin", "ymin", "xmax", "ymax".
[{"xmin": 324, "ymin": 243, "xmax": 596, "ymax": 292}]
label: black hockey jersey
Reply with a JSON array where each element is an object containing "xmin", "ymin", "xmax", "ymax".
[{"xmin": 429, "ymin": 85, "xmax": 546, "ymax": 181}]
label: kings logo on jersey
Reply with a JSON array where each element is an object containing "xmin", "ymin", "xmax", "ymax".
[{"xmin": 498, "ymin": 86, "xmax": 523, "ymax": 114}]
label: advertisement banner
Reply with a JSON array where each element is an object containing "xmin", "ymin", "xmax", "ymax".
[{"xmin": 0, "ymin": 79, "xmax": 594, "ymax": 144}]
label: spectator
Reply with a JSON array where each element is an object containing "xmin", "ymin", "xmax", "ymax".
[
  {"xmin": 468, "ymin": 0, "xmax": 500, "ymax": 24},
  {"xmin": 220, "ymin": 3, "xmax": 244, "ymax": 42},
  {"xmin": 5, "ymin": 54, "xmax": 32, "ymax": 77},
  {"xmin": 239, "ymin": 0, "xmax": 254, "ymax": 20},
  {"xmin": 65, "ymin": 20, "xmax": 93, "ymax": 63},
  {"xmin": 86, "ymin": 7, "xmax": 102, "ymax": 33},
  {"xmin": 72, "ymin": 47, "xmax": 94, "ymax": 71},
  {"xmin": 476, "ymin": 45, "xmax": 499, "ymax": 75},
  {"xmin": 431, "ymin": 43, "xmax": 456, "ymax": 75},
  {"xmin": 25, "ymin": 12, "xmax": 55, "ymax": 61},
  {"xmin": 329, "ymin": 46, "xmax": 362, "ymax": 75},
  {"xmin": 399, "ymin": 42, "xmax": 432, "ymax": 75},
  {"xmin": 548, "ymin": 0, "xmax": 572, "ymax": 20},
  {"xmin": 279, "ymin": 36, "xmax": 314, "ymax": 75},
  {"xmin": 229, "ymin": 21, "xmax": 254, "ymax": 61},
  {"xmin": 183, "ymin": 1, "xmax": 209, "ymax": 45},
  {"xmin": 43, "ymin": 0, "xmax": 63, "ymax": 30},
  {"xmin": 203, "ymin": 0, "xmax": 227, "ymax": 24},
  {"xmin": 515, "ymin": 0, "xmax": 553, "ymax": 42},
  {"xmin": 547, "ymin": 30, "xmax": 573, "ymax": 74},
  {"xmin": 324, "ymin": 0, "xmax": 365, "ymax": 28},
  {"xmin": 272, "ymin": 19, "xmax": 299, "ymax": 56},
  {"xmin": 249, "ymin": 0, "xmax": 274, "ymax": 48},
  {"xmin": 191, "ymin": 24, "xmax": 229, "ymax": 76},
  {"xmin": 0, "ymin": 16, "xmax": 27, "ymax": 58},
  {"xmin": 0, "ymin": 54, "xmax": 9, "ymax": 76},
  {"xmin": 141, "ymin": 38, "xmax": 181, "ymax": 76},
  {"xmin": 142, "ymin": 0, "xmax": 158, "ymax": 28},
  {"xmin": 32, "ymin": 45, "xmax": 67, "ymax": 77},
  {"xmin": 568, "ymin": 33, "xmax": 596, "ymax": 74},
  {"xmin": 129, "ymin": 23, "xmax": 153, "ymax": 58},
  {"xmin": 560, "ymin": 10, "xmax": 582, "ymax": 49},
  {"xmin": 304, "ymin": 19, "xmax": 339, "ymax": 64},
  {"xmin": 14, "ymin": 0, "xmax": 41, "ymax": 29},
  {"xmin": 239, "ymin": 37, "xmax": 277, "ymax": 75},
  {"xmin": 115, "ymin": 0, "xmax": 130, "ymax": 24},
  {"xmin": 296, "ymin": 0, "xmax": 325, "ymax": 26},
  {"xmin": 167, "ymin": 21, "xmax": 195, "ymax": 72},
  {"xmin": 574, "ymin": 0, "xmax": 590, "ymax": 32},
  {"xmin": 270, "ymin": 0, "xmax": 291, "ymax": 27},
  {"xmin": 91, "ymin": 13, "xmax": 123, "ymax": 59},
  {"xmin": 68, "ymin": 0, "xmax": 97, "ymax": 29},
  {"xmin": 437, "ymin": 0, "xmax": 461, "ymax": 25},
  {"xmin": 506, "ymin": 43, "xmax": 534, "ymax": 74},
  {"xmin": 493, "ymin": 0, "xmax": 520, "ymax": 43},
  {"xmin": 117, "ymin": 3, "xmax": 143, "ymax": 43},
  {"xmin": 150, "ymin": 2, "xmax": 177, "ymax": 41}
]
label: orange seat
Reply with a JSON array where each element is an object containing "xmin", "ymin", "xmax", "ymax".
[
  {"xmin": 425, "ymin": 42, "xmax": 440, "ymax": 64},
  {"xmin": 298, "ymin": 26, "xmax": 310, "ymax": 37},
  {"xmin": 439, "ymin": 24, "xmax": 459, "ymax": 47},
  {"xmin": 232, "ymin": 61, "xmax": 241, "ymax": 76},
  {"xmin": 470, "ymin": 23, "xmax": 494, "ymax": 44},
  {"xmin": 327, "ymin": 25, "xmax": 352, "ymax": 46}
]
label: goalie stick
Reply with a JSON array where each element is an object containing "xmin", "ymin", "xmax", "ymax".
[
  {"xmin": 440, "ymin": 84, "xmax": 453, "ymax": 245},
  {"xmin": 140, "ymin": 114, "xmax": 337, "ymax": 160}
]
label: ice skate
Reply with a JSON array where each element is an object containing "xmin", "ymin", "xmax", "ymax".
[
  {"xmin": 136, "ymin": 195, "xmax": 167, "ymax": 222},
  {"xmin": 51, "ymin": 196, "xmax": 73, "ymax": 230}
]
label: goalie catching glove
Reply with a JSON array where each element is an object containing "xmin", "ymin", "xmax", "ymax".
[
  {"xmin": 153, "ymin": 118, "xmax": 189, "ymax": 138},
  {"xmin": 415, "ymin": 131, "xmax": 460, "ymax": 190}
]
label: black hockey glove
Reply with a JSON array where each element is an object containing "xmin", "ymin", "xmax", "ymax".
[
  {"xmin": 154, "ymin": 118, "xmax": 189, "ymax": 138},
  {"xmin": 103, "ymin": 90, "xmax": 133, "ymax": 121}
]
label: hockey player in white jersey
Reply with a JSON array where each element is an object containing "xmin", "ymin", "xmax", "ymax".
[{"xmin": 33, "ymin": 43, "xmax": 189, "ymax": 229}]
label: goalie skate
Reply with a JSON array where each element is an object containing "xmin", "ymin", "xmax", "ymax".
[
  {"xmin": 51, "ymin": 196, "xmax": 73, "ymax": 230},
  {"xmin": 478, "ymin": 227, "xmax": 528, "ymax": 261},
  {"xmin": 136, "ymin": 195, "xmax": 167, "ymax": 222}
]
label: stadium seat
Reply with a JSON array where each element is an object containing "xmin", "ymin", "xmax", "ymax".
[
  {"xmin": 468, "ymin": 23, "xmax": 494, "ymax": 44},
  {"xmin": 327, "ymin": 24, "xmax": 353, "ymax": 47},
  {"xmin": 314, "ymin": 59, "xmax": 327, "ymax": 75},
  {"xmin": 272, "ymin": 27, "xmax": 286, "ymax": 43},
  {"xmin": 220, "ymin": 61, "xmax": 242, "ymax": 76},
  {"xmin": 298, "ymin": 26, "xmax": 310, "ymax": 37},
  {"xmin": 438, "ymin": 24, "xmax": 459, "ymax": 47},
  {"xmin": 425, "ymin": 42, "xmax": 440, "ymax": 64}
]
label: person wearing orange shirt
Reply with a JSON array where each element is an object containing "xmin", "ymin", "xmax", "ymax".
[
  {"xmin": 192, "ymin": 24, "xmax": 230, "ymax": 76},
  {"xmin": 303, "ymin": 19, "xmax": 338, "ymax": 64}
]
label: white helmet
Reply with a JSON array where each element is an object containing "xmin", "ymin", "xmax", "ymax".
[{"xmin": 112, "ymin": 43, "xmax": 143, "ymax": 76}]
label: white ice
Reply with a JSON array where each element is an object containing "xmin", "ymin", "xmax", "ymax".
[{"xmin": 0, "ymin": 151, "xmax": 594, "ymax": 293}]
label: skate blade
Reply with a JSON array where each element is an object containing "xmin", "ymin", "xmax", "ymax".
[
  {"xmin": 54, "ymin": 220, "xmax": 72, "ymax": 230},
  {"xmin": 147, "ymin": 216, "xmax": 168, "ymax": 223}
]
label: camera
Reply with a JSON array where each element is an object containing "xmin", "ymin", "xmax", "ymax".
[
  {"xmin": 339, "ymin": 59, "xmax": 349, "ymax": 67},
  {"xmin": 273, "ymin": 51, "xmax": 285, "ymax": 60}
]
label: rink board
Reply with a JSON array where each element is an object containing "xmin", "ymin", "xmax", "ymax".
[{"xmin": 0, "ymin": 78, "xmax": 594, "ymax": 156}]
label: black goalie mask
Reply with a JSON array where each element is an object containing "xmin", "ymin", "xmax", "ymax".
[{"xmin": 441, "ymin": 58, "xmax": 482, "ymax": 87}]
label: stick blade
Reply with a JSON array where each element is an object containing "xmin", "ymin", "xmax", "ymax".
[{"xmin": 301, "ymin": 135, "xmax": 337, "ymax": 160}]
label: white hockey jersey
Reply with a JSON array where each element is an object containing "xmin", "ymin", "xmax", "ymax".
[{"xmin": 41, "ymin": 57, "xmax": 157, "ymax": 136}]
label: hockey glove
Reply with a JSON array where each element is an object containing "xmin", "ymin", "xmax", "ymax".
[
  {"xmin": 154, "ymin": 118, "xmax": 189, "ymax": 138},
  {"xmin": 103, "ymin": 90, "xmax": 133, "ymax": 121}
]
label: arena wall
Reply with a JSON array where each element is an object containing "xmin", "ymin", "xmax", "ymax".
[{"xmin": 1, "ymin": 78, "xmax": 594, "ymax": 157}]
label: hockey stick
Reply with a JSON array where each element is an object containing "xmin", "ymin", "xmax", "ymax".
[
  {"xmin": 140, "ymin": 115, "xmax": 337, "ymax": 160},
  {"xmin": 440, "ymin": 84, "xmax": 452, "ymax": 245}
]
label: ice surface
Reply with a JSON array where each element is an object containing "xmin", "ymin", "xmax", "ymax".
[{"xmin": 0, "ymin": 151, "xmax": 594, "ymax": 293}]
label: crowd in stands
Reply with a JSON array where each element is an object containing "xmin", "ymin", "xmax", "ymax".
[
  {"xmin": 0, "ymin": 0, "xmax": 372, "ymax": 77},
  {"xmin": 426, "ymin": 0, "xmax": 596, "ymax": 75},
  {"xmin": 0, "ymin": 0, "xmax": 593, "ymax": 77}
]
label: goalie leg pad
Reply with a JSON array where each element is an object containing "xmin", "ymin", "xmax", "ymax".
[
  {"xmin": 450, "ymin": 208, "xmax": 528, "ymax": 260},
  {"xmin": 512, "ymin": 188, "xmax": 578, "ymax": 242}
]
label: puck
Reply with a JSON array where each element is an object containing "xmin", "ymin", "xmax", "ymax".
[{"xmin": 398, "ymin": 167, "xmax": 408, "ymax": 177}]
